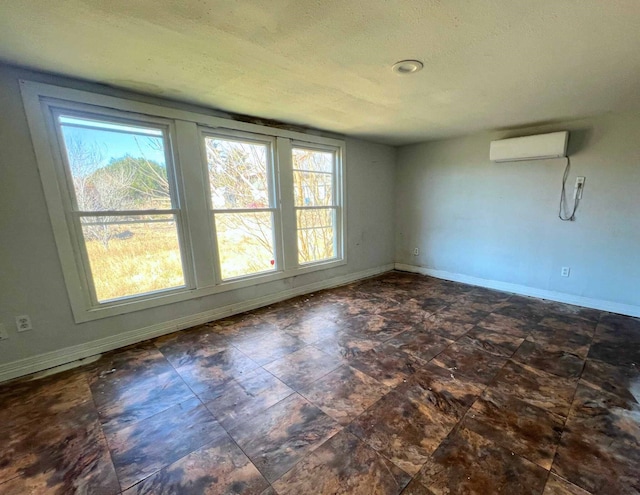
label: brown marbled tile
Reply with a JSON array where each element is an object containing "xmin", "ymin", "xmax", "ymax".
[
  {"xmin": 272, "ymin": 430, "xmax": 411, "ymax": 495},
  {"xmin": 89, "ymin": 343, "xmax": 196, "ymax": 433},
  {"xmin": 169, "ymin": 347, "xmax": 260, "ymax": 398},
  {"xmin": 493, "ymin": 296, "xmax": 547, "ymax": 322},
  {"xmin": 405, "ymin": 362, "xmax": 485, "ymax": 415},
  {"xmin": 386, "ymin": 330, "xmax": 454, "ymax": 362},
  {"xmin": 1, "ymin": 400, "xmax": 100, "ymax": 472},
  {"xmin": 453, "ymin": 288, "xmax": 511, "ymax": 313},
  {"xmin": 230, "ymin": 330, "xmax": 306, "ymax": 365},
  {"xmin": 229, "ymin": 393, "xmax": 341, "ymax": 482},
  {"xmin": 154, "ymin": 324, "xmax": 229, "ymax": 362},
  {"xmin": 246, "ymin": 303, "xmax": 305, "ymax": 328},
  {"xmin": 340, "ymin": 292, "xmax": 394, "ymax": 317},
  {"xmin": 526, "ymin": 326, "xmax": 592, "ymax": 358},
  {"xmin": 541, "ymin": 301, "xmax": 602, "ymax": 323},
  {"xmin": 122, "ymin": 432, "xmax": 270, "ymax": 495},
  {"xmin": 106, "ymin": 397, "xmax": 225, "ymax": 490},
  {"xmin": 313, "ymin": 334, "xmax": 380, "ymax": 360},
  {"xmin": 303, "ymin": 297, "xmax": 354, "ymax": 321},
  {"xmin": 587, "ymin": 341, "xmax": 640, "ymax": 367},
  {"xmin": 348, "ymin": 363, "xmax": 483, "ymax": 475},
  {"xmin": 0, "ymin": 369, "xmax": 92, "ymax": 432},
  {"xmin": 377, "ymin": 299, "xmax": 433, "ymax": 327},
  {"xmin": 419, "ymin": 296, "xmax": 452, "ymax": 313},
  {"xmin": 421, "ymin": 310, "xmax": 477, "ymax": 339},
  {"xmin": 580, "ymin": 359, "xmax": 640, "ymax": 403},
  {"xmin": 400, "ymin": 479, "xmax": 437, "ymax": 495},
  {"xmin": 551, "ymin": 383, "xmax": 640, "ymax": 494},
  {"xmin": 283, "ymin": 314, "xmax": 347, "ymax": 343},
  {"xmin": 477, "ymin": 312, "xmax": 537, "ymax": 337},
  {"xmin": 432, "ymin": 340, "xmax": 509, "ymax": 385},
  {"xmin": 91, "ymin": 368, "xmax": 194, "ymax": 435},
  {"xmin": 347, "ymin": 343, "xmax": 426, "ymax": 387},
  {"xmin": 88, "ymin": 342, "xmax": 175, "ymax": 389},
  {"xmin": 3, "ymin": 271, "xmax": 637, "ymax": 495},
  {"xmin": 348, "ymin": 314, "xmax": 414, "ymax": 342},
  {"xmin": 299, "ymin": 364, "xmax": 389, "ymax": 425},
  {"xmin": 512, "ymin": 340, "xmax": 585, "ymax": 379},
  {"xmin": 462, "ymin": 390, "xmax": 565, "ymax": 469},
  {"xmin": 537, "ymin": 314, "xmax": 597, "ymax": 337},
  {"xmin": 412, "ymin": 425, "xmax": 548, "ymax": 495},
  {"xmin": 594, "ymin": 313, "xmax": 640, "ymax": 343},
  {"xmin": 0, "ymin": 402, "xmax": 119, "ymax": 494},
  {"xmin": 459, "ymin": 327, "xmax": 524, "ymax": 357},
  {"xmin": 211, "ymin": 315, "xmax": 278, "ymax": 339},
  {"xmin": 204, "ymin": 367, "xmax": 293, "ymax": 430},
  {"xmin": 487, "ymin": 360, "xmax": 578, "ymax": 417},
  {"xmin": 543, "ymin": 474, "xmax": 593, "ymax": 495},
  {"xmin": 263, "ymin": 346, "xmax": 343, "ymax": 391}
]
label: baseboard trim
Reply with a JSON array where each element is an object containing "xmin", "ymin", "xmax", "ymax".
[
  {"xmin": 0, "ymin": 264, "xmax": 394, "ymax": 384},
  {"xmin": 395, "ymin": 263, "xmax": 640, "ymax": 318}
]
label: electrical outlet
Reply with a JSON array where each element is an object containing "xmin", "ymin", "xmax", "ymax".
[
  {"xmin": 0, "ymin": 324, "xmax": 8, "ymax": 341},
  {"xmin": 561, "ymin": 267, "xmax": 570, "ymax": 277},
  {"xmin": 15, "ymin": 315, "xmax": 32, "ymax": 332},
  {"xmin": 574, "ymin": 176, "xmax": 585, "ymax": 199},
  {"xmin": 413, "ymin": 247, "xmax": 420, "ymax": 256}
]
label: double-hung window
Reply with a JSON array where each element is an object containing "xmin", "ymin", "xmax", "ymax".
[
  {"xmin": 21, "ymin": 81, "xmax": 345, "ymax": 323},
  {"xmin": 202, "ymin": 131, "xmax": 279, "ymax": 281},
  {"xmin": 293, "ymin": 145, "xmax": 341, "ymax": 264},
  {"xmin": 53, "ymin": 110, "xmax": 190, "ymax": 304}
]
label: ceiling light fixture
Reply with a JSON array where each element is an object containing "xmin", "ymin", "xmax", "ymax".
[{"xmin": 392, "ymin": 59, "xmax": 424, "ymax": 75}]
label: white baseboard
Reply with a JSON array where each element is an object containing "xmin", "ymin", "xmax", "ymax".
[
  {"xmin": 0, "ymin": 264, "xmax": 394, "ymax": 384},
  {"xmin": 395, "ymin": 263, "xmax": 640, "ymax": 318}
]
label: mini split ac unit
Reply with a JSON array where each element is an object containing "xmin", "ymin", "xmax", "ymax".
[{"xmin": 490, "ymin": 131, "xmax": 569, "ymax": 162}]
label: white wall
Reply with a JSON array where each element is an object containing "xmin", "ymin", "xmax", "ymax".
[
  {"xmin": 395, "ymin": 113, "xmax": 640, "ymax": 314},
  {"xmin": 0, "ymin": 63, "xmax": 397, "ymax": 379}
]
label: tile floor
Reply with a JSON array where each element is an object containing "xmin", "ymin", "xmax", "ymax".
[{"xmin": 1, "ymin": 271, "xmax": 639, "ymax": 494}]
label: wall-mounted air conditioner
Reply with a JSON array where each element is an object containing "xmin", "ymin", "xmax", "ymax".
[{"xmin": 490, "ymin": 131, "xmax": 569, "ymax": 162}]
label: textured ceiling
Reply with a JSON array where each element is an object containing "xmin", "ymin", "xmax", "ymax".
[{"xmin": 1, "ymin": 0, "xmax": 639, "ymax": 145}]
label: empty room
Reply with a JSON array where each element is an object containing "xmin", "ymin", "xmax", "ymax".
[{"xmin": 0, "ymin": 1, "xmax": 639, "ymax": 494}]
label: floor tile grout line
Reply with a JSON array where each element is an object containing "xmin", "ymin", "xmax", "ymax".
[
  {"xmin": 456, "ymin": 401, "xmax": 558, "ymax": 474},
  {"xmin": 103, "ymin": 342, "xmax": 238, "ymax": 492},
  {"xmin": 2, "ymin": 271, "xmax": 634, "ymax": 494},
  {"xmin": 293, "ymin": 362, "xmax": 392, "ymax": 427},
  {"xmin": 445, "ymin": 321, "xmax": 566, "ymax": 475},
  {"xmin": 264, "ymin": 426, "xmax": 346, "ymax": 489},
  {"xmin": 541, "ymin": 311, "xmax": 602, "ymax": 492},
  {"xmin": 82, "ymin": 371, "xmax": 124, "ymax": 494}
]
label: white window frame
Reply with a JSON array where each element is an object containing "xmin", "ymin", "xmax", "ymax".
[
  {"xmin": 199, "ymin": 128, "xmax": 283, "ymax": 283},
  {"xmin": 50, "ymin": 107, "xmax": 194, "ymax": 306},
  {"xmin": 291, "ymin": 142, "xmax": 344, "ymax": 266},
  {"xmin": 20, "ymin": 80, "xmax": 346, "ymax": 323}
]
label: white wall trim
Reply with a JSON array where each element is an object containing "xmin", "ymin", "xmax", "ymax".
[
  {"xmin": 0, "ymin": 264, "xmax": 393, "ymax": 384},
  {"xmin": 395, "ymin": 263, "xmax": 640, "ymax": 318}
]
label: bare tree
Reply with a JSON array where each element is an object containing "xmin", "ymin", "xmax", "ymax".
[
  {"xmin": 65, "ymin": 137, "xmax": 136, "ymax": 248},
  {"xmin": 205, "ymin": 139, "xmax": 335, "ymax": 273}
]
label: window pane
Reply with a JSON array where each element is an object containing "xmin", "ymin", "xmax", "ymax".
[
  {"xmin": 214, "ymin": 212, "xmax": 276, "ymax": 279},
  {"xmin": 293, "ymin": 171, "xmax": 333, "ymax": 206},
  {"xmin": 59, "ymin": 116, "xmax": 171, "ymax": 211},
  {"xmin": 296, "ymin": 208, "xmax": 336, "ymax": 263},
  {"xmin": 205, "ymin": 136, "xmax": 270, "ymax": 209},
  {"xmin": 292, "ymin": 148, "xmax": 333, "ymax": 173},
  {"xmin": 80, "ymin": 214, "xmax": 185, "ymax": 302}
]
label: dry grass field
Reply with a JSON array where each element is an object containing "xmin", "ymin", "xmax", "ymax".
[
  {"xmin": 84, "ymin": 219, "xmax": 279, "ymax": 301},
  {"xmin": 85, "ymin": 222, "xmax": 185, "ymax": 302}
]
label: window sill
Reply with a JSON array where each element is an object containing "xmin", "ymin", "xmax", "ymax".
[{"xmin": 75, "ymin": 258, "xmax": 347, "ymax": 323}]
